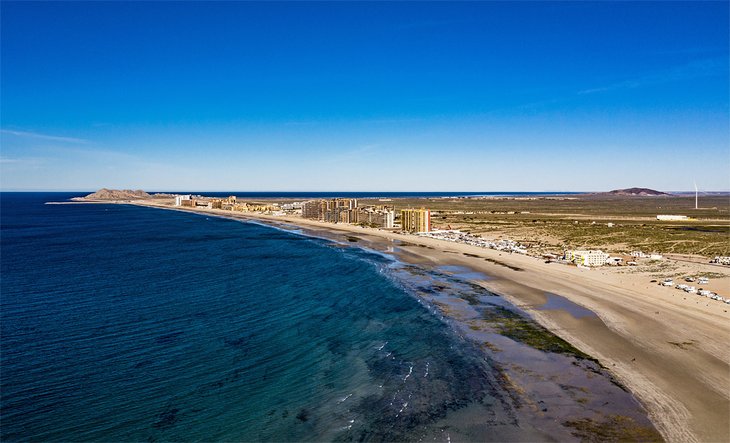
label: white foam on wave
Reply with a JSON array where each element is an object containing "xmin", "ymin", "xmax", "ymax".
[
  {"xmin": 377, "ymin": 341, "xmax": 388, "ymax": 351},
  {"xmin": 424, "ymin": 362, "xmax": 430, "ymax": 378},
  {"xmin": 337, "ymin": 418, "xmax": 356, "ymax": 431},
  {"xmin": 403, "ymin": 364, "xmax": 413, "ymax": 382},
  {"xmin": 338, "ymin": 393, "xmax": 353, "ymax": 404}
]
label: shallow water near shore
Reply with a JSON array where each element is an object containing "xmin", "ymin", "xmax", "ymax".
[
  {"xmin": 1, "ymin": 194, "xmax": 659, "ymax": 441},
  {"xmin": 538, "ymin": 293, "xmax": 598, "ymax": 319},
  {"xmin": 250, "ymin": 216, "xmax": 662, "ymax": 441}
]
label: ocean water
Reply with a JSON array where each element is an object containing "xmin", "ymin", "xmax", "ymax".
[{"xmin": 0, "ymin": 193, "xmax": 545, "ymax": 441}]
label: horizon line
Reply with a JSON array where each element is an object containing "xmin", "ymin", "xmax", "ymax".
[{"xmin": 2, "ymin": 189, "xmax": 729, "ymax": 194}]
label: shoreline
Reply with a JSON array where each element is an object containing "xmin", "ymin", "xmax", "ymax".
[{"xmin": 77, "ymin": 200, "xmax": 730, "ymax": 441}]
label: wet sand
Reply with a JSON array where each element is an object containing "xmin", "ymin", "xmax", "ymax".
[{"xmin": 128, "ymin": 202, "xmax": 729, "ymax": 442}]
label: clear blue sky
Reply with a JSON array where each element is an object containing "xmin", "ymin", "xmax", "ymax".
[{"xmin": 1, "ymin": 1, "xmax": 728, "ymax": 192}]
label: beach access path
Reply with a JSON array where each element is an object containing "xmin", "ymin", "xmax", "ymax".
[{"xmin": 131, "ymin": 201, "xmax": 730, "ymax": 443}]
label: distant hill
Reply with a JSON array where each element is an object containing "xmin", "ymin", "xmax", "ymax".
[
  {"xmin": 606, "ymin": 187, "xmax": 668, "ymax": 196},
  {"xmin": 82, "ymin": 188, "xmax": 151, "ymax": 200}
]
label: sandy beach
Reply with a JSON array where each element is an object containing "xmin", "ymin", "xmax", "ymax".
[{"xmin": 127, "ymin": 201, "xmax": 730, "ymax": 442}]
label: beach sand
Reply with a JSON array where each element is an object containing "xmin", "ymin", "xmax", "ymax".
[{"xmin": 132, "ymin": 202, "xmax": 730, "ymax": 442}]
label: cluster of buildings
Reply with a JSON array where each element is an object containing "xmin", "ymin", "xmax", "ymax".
[
  {"xmin": 172, "ymin": 193, "xmax": 726, "ymax": 274},
  {"xmin": 174, "ymin": 195, "xmax": 278, "ymax": 213},
  {"xmin": 418, "ymin": 229, "xmax": 527, "ymax": 253},
  {"xmin": 299, "ymin": 199, "xmax": 433, "ymax": 232},
  {"xmin": 630, "ymin": 251, "xmax": 663, "ymax": 261},
  {"xmin": 561, "ymin": 249, "xmax": 665, "ymax": 267},
  {"xmin": 175, "ymin": 194, "xmax": 212, "ymax": 208},
  {"xmin": 559, "ymin": 249, "xmax": 670, "ymax": 268},
  {"xmin": 173, "ymin": 194, "xmax": 434, "ymax": 233},
  {"xmin": 301, "ymin": 198, "xmax": 396, "ymax": 228}
]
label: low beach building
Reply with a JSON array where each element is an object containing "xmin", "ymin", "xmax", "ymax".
[
  {"xmin": 606, "ymin": 257, "xmax": 623, "ymax": 266},
  {"xmin": 280, "ymin": 202, "xmax": 303, "ymax": 211},
  {"xmin": 565, "ymin": 249, "xmax": 610, "ymax": 267},
  {"xmin": 657, "ymin": 215, "xmax": 690, "ymax": 221}
]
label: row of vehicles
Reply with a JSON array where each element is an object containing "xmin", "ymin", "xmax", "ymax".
[
  {"xmin": 683, "ymin": 276, "xmax": 709, "ymax": 285},
  {"xmin": 661, "ymin": 278, "xmax": 729, "ymax": 304}
]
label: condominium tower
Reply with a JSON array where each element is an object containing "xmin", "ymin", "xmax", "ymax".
[{"xmin": 400, "ymin": 208, "xmax": 431, "ymax": 233}]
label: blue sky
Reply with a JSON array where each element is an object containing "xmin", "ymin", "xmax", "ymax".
[{"xmin": 1, "ymin": 1, "xmax": 728, "ymax": 192}]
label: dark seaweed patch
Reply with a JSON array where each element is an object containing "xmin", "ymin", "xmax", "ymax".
[
  {"xmin": 296, "ymin": 409, "xmax": 310, "ymax": 422},
  {"xmin": 483, "ymin": 258, "xmax": 524, "ymax": 272},
  {"xmin": 667, "ymin": 341, "xmax": 694, "ymax": 350},
  {"xmin": 460, "ymin": 293, "xmax": 481, "ymax": 305},
  {"xmin": 482, "ymin": 306, "xmax": 595, "ymax": 360},
  {"xmin": 563, "ymin": 415, "xmax": 663, "ymax": 442}
]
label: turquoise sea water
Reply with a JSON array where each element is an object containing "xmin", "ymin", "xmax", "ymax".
[{"xmin": 1, "ymin": 193, "xmax": 550, "ymax": 441}]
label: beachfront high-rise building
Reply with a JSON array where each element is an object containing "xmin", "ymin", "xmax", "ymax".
[
  {"xmin": 302, "ymin": 200, "xmax": 321, "ymax": 219},
  {"xmin": 355, "ymin": 207, "xmax": 395, "ymax": 228},
  {"xmin": 301, "ymin": 199, "xmax": 358, "ymax": 222},
  {"xmin": 381, "ymin": 209, "xmax": 395, "ymax": 228},
  {"xmin": 400, "ymin": 208, "xmax": 431, "ymax": 233},
  {"xmin": 300, "ymin": 199, "xmax": 395, "ymax": 228},
  {"xmin": 174, "ymin": 194, "xmax": 192, "ymax": 206}
]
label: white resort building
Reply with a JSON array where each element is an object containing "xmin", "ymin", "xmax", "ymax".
[
  {"xmin": 174, "ymin": 194, "xmax": 192, "ymax": 206},
  {"xmin": 565, "ymin": 249, "xmax": 610, "ymax": 267}
]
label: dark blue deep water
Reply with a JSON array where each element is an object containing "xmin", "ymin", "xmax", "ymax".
[{"xmin": 0, "ymin": 193, "xmax": 538, "ymax": 441}]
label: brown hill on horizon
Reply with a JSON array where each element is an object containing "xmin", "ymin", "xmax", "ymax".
[
  {"xmin": 606, "ymin": 187, "xmax": 668, "ymax": 196},
  {"xmin": 83, "ymin": 188, "xmax": 151, "ymax": 200}
]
